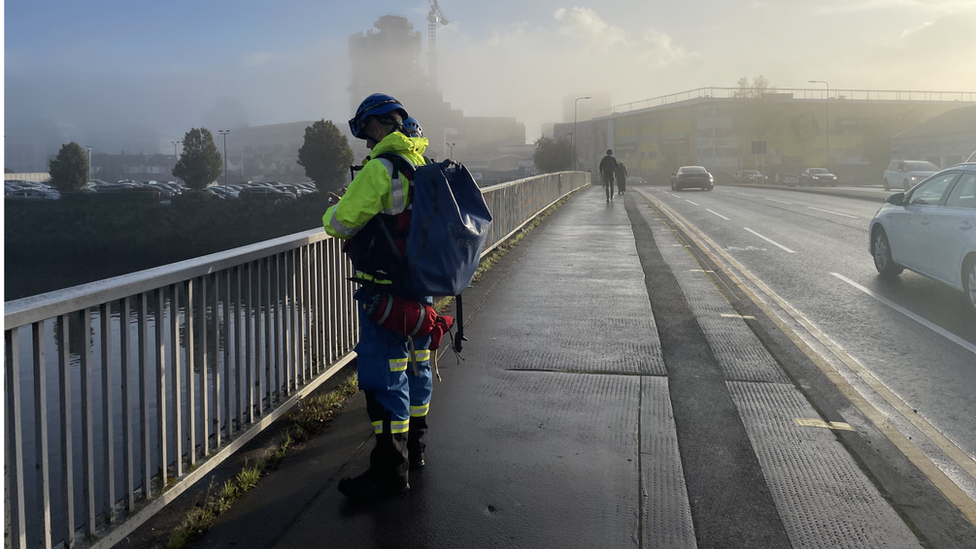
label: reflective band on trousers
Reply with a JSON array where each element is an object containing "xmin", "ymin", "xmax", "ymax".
[
  {"xmin": 410, "ymin": 403, "xmax": 429, "ymax": 417},
  {"xmin": 392, "ymin": 419, "xmax": 409, "ymax": 433},
  {"xmin": 371, "ymin": 420, "xmax": 410, "ymax": 434},
  {"xmin": 389, "ymin": 349, "xmax": 431, "ymax": 371}
]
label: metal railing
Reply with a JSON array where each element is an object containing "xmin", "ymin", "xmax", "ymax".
[
  {"xmin": 599, "ymin": 87, "xmax": 976, "ymax": 116},
  {"xmin": 4, "ymin": 170, "xmax": 590, "ymax": 549}
]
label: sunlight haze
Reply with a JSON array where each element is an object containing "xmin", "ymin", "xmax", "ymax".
[{"xmin": 5, "ymin": 0, "xmax": 975, "ymax": 149}]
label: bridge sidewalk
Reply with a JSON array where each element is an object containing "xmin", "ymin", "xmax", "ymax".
[{"xmin": 188, "ymin": 186, "xmax": 950, "ymax": 549}]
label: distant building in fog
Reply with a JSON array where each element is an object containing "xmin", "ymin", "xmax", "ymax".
[
  {"xmin": 348, "ymin": 15, "xmax": 425, "ymax": 113},
  {"xmin": 5, "ymin": 120, "xmax": 175, "ymax": 173},
  {"xmin": 558, "ymin": 87, "xmax": 976, "ymax": 184},
  {"xmin": 891, "ymin": 105, "xmax": 976, "ymax": 168},
  {"xmin": 347, "ymin": 15, "xmax": 526, "ymax": 173}
]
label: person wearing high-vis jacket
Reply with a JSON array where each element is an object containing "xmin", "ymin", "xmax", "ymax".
[{"xmin": 323, "ymin": 93, "xmax": 433, "ymax": 500}]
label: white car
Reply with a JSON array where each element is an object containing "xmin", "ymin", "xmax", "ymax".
[
  {"xmin": 869, "ymin": 162, "xmax": 976, "ymax": 313},
  {"xmin": 883, "ymin": 160, "xmax": 939, "ymax": 191}
]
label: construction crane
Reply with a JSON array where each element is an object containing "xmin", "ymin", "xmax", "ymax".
[{"xmin": 427, "ymin": 0, "xmax": 448, "ymax": 90}]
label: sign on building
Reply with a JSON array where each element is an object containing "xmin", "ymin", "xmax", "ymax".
[{"xmin": 792, "ymin": 112, "xmax": 820, "ymax": 140}]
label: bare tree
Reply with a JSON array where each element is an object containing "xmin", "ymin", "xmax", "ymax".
[{"xmin": 733, "ymin": 75, "xmax": 775, "ymax": 99}]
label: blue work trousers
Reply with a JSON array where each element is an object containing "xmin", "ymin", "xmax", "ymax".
[{"xmin": 354, "ymin": 288, "xmax": 433, "ymax": 435}]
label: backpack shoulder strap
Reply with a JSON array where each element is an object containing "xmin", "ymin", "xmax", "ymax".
[{"xmin": 376, "ymin": 153, "xmax": 416, "ymax": 181}]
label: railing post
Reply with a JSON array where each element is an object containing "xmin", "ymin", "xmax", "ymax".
[
  {"xmin": 170, "ymin": 285, "xmax": 183, "ymax": 479},
  {"xmin": 6, "ymin": 329, "xmax": 28, "ymax": 549},
  {"xmin": 121, "ymin": 297, "xmax": 135, "ymax": 512},
  {"xmin": 235, "ymin": 266, "xmax": 244, "ymax": 432},
  {"xmin": 32, "ymin": 322, "xmax": 53, "ymax": 549},
  {"xmin": 80, "ymin": 308, "xmax": 96, "ymax": 537},
  {"xmin": 155, "ymin": 289, "xmax": 168, "ymax": 493},
  {"xmin": 245, "ymin": 264, "xmax": 254, "ymax": 423},
  {"xmin": 138, "ymin": 294, "xmax": 151, "ymax": 500},
  {"xmin": 58, "ymin": 315, "xmax": 76, "ymax": 546},
  {"xmin": 100, "ymin": 302, "xmax": 117, "ymax": 524},
  {"xmin": 213, "ymin": 273, "xmax": 222, "ymax": 449},
  {"xmin": 186, "ymin": 281, "xmax": 197, "ymax": 467},
  {"xmin": 200, "ymin": 277, "xmax": 210, "ymax": 458}
]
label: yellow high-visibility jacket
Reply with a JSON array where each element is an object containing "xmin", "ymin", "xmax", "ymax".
[{"xmin": 322, "ymin": 132, "xmax": 428, "ymax": 240}]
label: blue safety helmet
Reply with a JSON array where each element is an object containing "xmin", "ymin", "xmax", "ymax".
[
  {"xmin": 402, "ymin": 117, "xmax": 424, "ymax": 138},
  {"xmin": 348, "ymin": 93, "xmax": 409, "ymax": 140}
]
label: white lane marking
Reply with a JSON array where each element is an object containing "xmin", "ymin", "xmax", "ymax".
[
  {"xmin": 706, "ymin": 209, "xmax": 730, "ymax": 220},
  {"xmin": 735, "ymin": 192, "xmax": 755, "ymax": 197},
  {"xmin": 809, "ymin": 206, "xmax": 858, "ymax": 219},
  {"xmin": 685, "ymin": 199, "xmax": 699, "ymax": 206},
  {"xmin": 830, "ymin": 272, "xmax": 976, "ymax": 355},
  {"xmin": 765, "ymin": 197, "xmax": 793, "ymax": 205},
  {"xmin": 743, "ymin": 228, "xmax": 797, "ymax": 253},
  {"xmin": 637, "ymin": 189, "xmax": 976, "ymax": 512}
]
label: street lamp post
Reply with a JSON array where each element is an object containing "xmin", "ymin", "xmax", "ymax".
[
  {"xmin": 218, "ymin": 130, "xmax": 230, "ymax": 185},
  {"xmin": 808, "ymin": 80, "xmax": 829, "ymax": 168},
  {"xmin": 574, "ymin": 96, "xmax": 592, "ymax": 171},
  {"xmin": 448, "ymin": 142, "xmax": 456, "ymax": 158},
  {"xmin": 85, "ymin": 146, "xmax": 93, "ymax": 182}
]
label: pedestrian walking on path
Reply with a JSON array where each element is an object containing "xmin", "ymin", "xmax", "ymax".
[
  {"xmin": 615, "ymin": 161, "xmax": 628, "ymax": 195},
  {"xmin": 322, "ymin": 93, "xmax": 434, "ymax": 500},
  {"xmin": 599, "ymin": 149, "xmax": 617, "ymax": 202}
]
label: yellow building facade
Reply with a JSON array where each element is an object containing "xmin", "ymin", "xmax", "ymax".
[{"xmin": 567, "ymin": 88, "xmax": 976, "ymax": 184}]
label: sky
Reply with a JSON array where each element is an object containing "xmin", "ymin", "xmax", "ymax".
[{"xmin": 4, "ymin": 0, "xmax": 976, "ymax": 148}]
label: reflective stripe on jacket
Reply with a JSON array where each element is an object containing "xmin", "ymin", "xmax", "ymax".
[{"xmin": 323, "ymin": 132, "xmax": 429, "ymax": 239}]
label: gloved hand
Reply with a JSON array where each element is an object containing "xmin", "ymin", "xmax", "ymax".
[{"xmin": 428, "ymin": 315, "xmax": 455, "ymax": 350}]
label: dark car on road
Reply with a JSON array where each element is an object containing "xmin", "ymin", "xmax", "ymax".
[
  {"xmin": 671, "ymin": 166, "xmax": 714, "ymax": 191},
  {"xmin": 239, "ymin": 186, "xmax": 297, "ymax": 202},
  {"xmin": 799, "ymin": 168, "xmax": 838, "ymax": 186}
]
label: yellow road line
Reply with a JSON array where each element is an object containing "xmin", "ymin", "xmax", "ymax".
[
  {"xmin": 637, "ymin": 188, "xmax": 976, "ymax": 527},
  {"xmin": 795, "ymin": 418, "xmax": 855, "ymax": 431}
]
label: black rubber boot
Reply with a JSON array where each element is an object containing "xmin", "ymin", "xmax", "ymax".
[
  {"xmin": 338, "ymin": 414, "xmax": 410, "ymax": 500},
  {"xmin": 407, "ymin": 416, "xmax": 428, "ymax": 470}
]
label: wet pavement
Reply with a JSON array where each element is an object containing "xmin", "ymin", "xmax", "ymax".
[{"xmin": 188, "ymin": 186, "xmax": 975, "ymax": 549}]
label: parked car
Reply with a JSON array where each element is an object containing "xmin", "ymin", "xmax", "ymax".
[
  {"xmin": 5, "ymin": 187, "xmax": 60, "ymax": 200},
  {"xmin": 773, "ymin": 172, "xmax": 800, "ymax": 186},
  {"xmin": 869, "ymin": 162, "xmax": 976, "ymax": 313},
  {"xmin": 799, "ymin": 168, "xmax": 838, "ymax": 186},
  {"xmin": 671, "ymin": 166, "xmax": 714, "ymax": 191},
  {"xmin": 883, "ymin": 160, "xmax": 939, "ymax": 191},
  {"xmin": 238, "ymin": 186, "xmax": 296, "ymax": 202},
  {"xmin": 734, "ymin": 170, "xmax": 765, "ymax": 184},
  {"xmin": 204, "ymin": 186, "xmax": 240, "ymax": 199}
]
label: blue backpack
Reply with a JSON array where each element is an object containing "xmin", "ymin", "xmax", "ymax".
[{"xmin": 377, "ymin": 154, "xmax": 493, "ymax": 348}]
